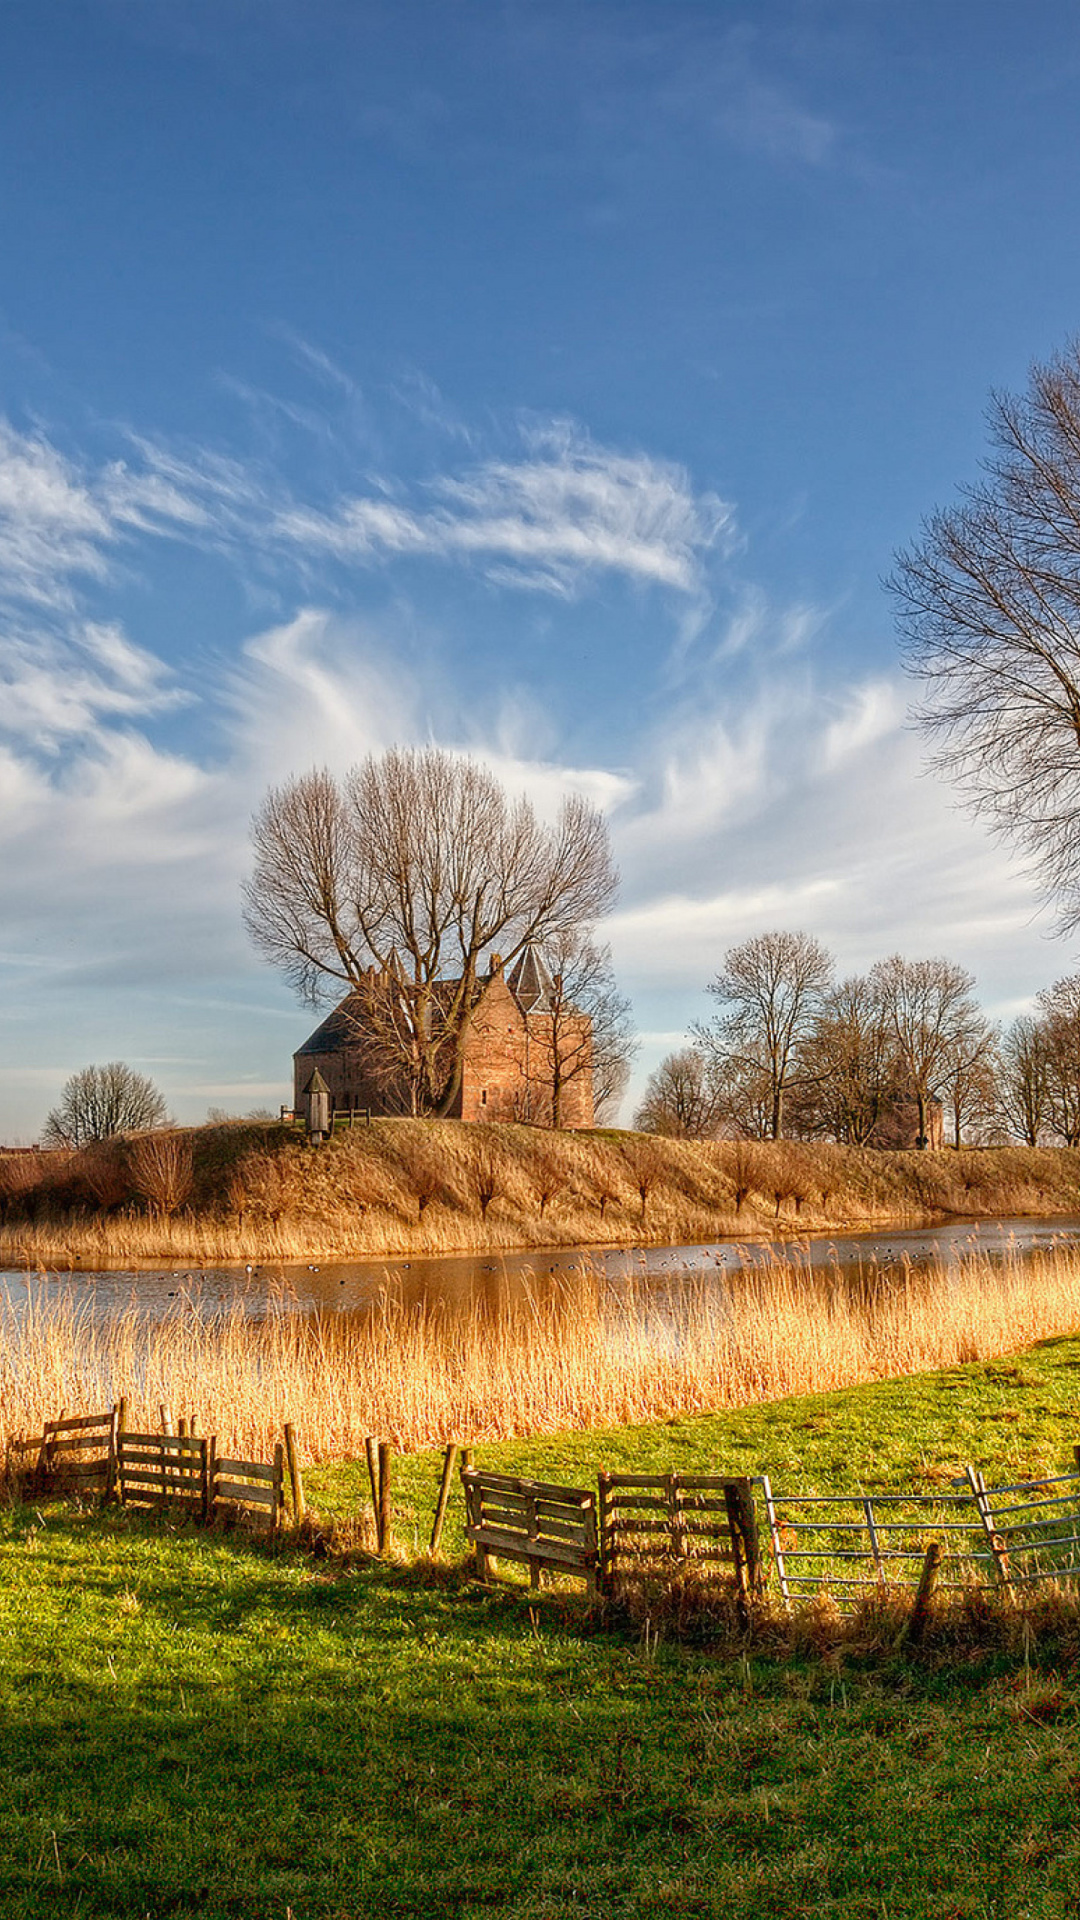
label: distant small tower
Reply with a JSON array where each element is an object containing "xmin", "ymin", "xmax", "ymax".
[{"xmin": 303, "ymin": 1068, "xmax": 332, "ymax": 1143}]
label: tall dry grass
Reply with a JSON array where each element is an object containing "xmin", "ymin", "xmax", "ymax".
[{"xmin": 4, "ymin": 1245, "xmax": 1080, "ymax": 1463}]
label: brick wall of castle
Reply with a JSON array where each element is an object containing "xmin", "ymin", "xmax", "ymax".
[{"xmin": 458, "ymin": 976, "xmax": 594, "ymax": 1128}]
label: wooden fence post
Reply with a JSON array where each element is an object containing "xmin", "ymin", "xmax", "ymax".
[
  {"xmin": 272, "ymin": 1442, "xmax": 285, "ymax": 1533},
  {"xmin": 284, "ymin": 1424, "xmax": 306, "ymax": 1523},
  {"xmin": 378, "ymin": 1441, "xmax": 392, "ymax": 1556},
  {"xmin": 905, "ymin": 1541, "xmax": 941, "ymax": 1644},
  {"xmin": 105, "ymin": 1401, "xmax": 121, "ymax": 1504},
  {"xmin": 114, "ymin": 1397, "xmax": 128, "ymax": 1507},
  {"xmin": 429, "ymin": 1442, "xmax": 459, "ymax": 1555},
  {"xmin": 597, "ymin": 1470, "xmax": 612, "ymax": 1597},
  {"xmin": 365, "ymin": 1436, "xmax": 380, "ymax": 1546},
  {"xmin": 965, "ymin": 1465, "xmax": 1014, "ymax": 1601},
  {"xmin": 207, "ymin": 1436, "xmax": 218, "ymax": 1519}
]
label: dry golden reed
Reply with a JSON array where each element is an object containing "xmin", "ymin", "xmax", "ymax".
[{"xmin": 3, "ymin": 1243, "xmax": 1080, "ymax": 1463}]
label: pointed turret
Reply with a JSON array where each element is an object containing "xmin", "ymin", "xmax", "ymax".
[{"xmin": 507, "ymin": 942, "xmax": 556, "ymax": 1013}]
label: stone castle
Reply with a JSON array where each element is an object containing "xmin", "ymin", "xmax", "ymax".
[{"xmin": 294, "ymin": 945, "xmax": 594, "ymax": 1129}]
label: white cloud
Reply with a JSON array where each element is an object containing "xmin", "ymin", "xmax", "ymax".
[
  {"xmin": 274, "ymin": 421, "xmax": 733, "ymax": 597},
  {"xmin": 0, "ymin": 621, "xmax": 184, "ymax": 747}
]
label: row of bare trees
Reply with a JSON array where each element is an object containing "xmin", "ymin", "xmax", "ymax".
[{"xmin": 635, "ymin": 929, "xmax": 1080, "ymax": 1150}]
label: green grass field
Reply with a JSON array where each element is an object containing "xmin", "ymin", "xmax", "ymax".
[{"xmin": 6, "ymin": 1340, "xmax": 1080, "ymax": 1917}]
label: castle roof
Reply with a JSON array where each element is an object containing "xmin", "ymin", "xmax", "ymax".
[
  {"xmin": 506, "ymin": 942, "xmax": 556, "ymax": 1013},
  {"xmin": 294, "ymin": 997, "xmax": 364, "ymax": 1057}
]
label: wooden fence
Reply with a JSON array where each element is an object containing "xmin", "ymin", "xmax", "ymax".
[
  {"xmin": 13, "ymin": 1402, "xmax": 1080, "ymax": 1619},
  {"xmin": 462, "ymin": 1470, "xmax": 600, "ymax": 1593},
  {"xmin": 598, "ymin": 1472, "xmax": 761, "ymax": 1606},
  {"xmin": 456, "ymin": 1455, "xmax": 1080, "ymax": 1613},
  {"xmin": 9, "ymin": 1405, "xmax": 294, "ymax": 1532}
]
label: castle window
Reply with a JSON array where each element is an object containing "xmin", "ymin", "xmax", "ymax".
[{"xmin": 480, "ymin": 1089, "xmax": 487, "ymax": 1106}]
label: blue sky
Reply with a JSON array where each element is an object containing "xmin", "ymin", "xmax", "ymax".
[{"xmin": 5, "ymin": 1, "xmax": 1080, "ymax": 1137}]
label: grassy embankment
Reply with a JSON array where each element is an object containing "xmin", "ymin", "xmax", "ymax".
[
  {"xmin": 5, "ymin": 1344, "xmax": 1080, "ymax": 1917},
  {"xmin": 3, "ymin": 1120, "xmax": 1080, "ymax": 1266}
]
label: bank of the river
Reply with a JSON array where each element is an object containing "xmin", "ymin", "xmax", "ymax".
[
  {"xmin": 3, "ymin": 1121, "xmax": 1080, "ymax": 1266},
  {"xmin": 4, "ymin": 1345, "xmax": 1080, "ymax": 1917}
]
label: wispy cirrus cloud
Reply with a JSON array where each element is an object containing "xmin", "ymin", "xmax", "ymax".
[
  {"xmin": 0, "ymin": 621, "xmax": 185, "ymax": 748},
  {"xmin": 0, "ymin": 419, "xmax": 235, "ymax": 613},
  {"xmin": 274, "ymin": 420, "xmax": 733, "ymax": 597},
  {"xmin": 0, "ymin": 406, "xmax": 729, "ymax": 619}
]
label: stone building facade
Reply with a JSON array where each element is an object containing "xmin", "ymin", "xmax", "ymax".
[{"xmin": 293, "ymin": 947, "xmax": 594, "ymax": 1129}]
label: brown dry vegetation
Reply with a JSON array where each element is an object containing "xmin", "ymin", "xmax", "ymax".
[
  {"xmin": 5, "ymin": 1241, "xmax": 1080, "ymax": 1464},
  {"xmin": 2, "ymin": 1121, "xmax": 1080, "ymax": 1268}
]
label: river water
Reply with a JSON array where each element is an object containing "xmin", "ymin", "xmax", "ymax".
[{"xmin": 5, "ymin": 1214, "xmax": 1080, "ymax": 1323}]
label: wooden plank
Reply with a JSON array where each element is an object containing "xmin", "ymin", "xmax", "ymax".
[
  {"xmin": 478, "ymin": 1496, "xmax": 532, "ymax": 1519},
  {"xmin": 600, "ymin": 1473, "xmax": 675, "ymax": 1489},
  {"xmin": 119, "ymin": 1471, "xmax": 204, "ymax": 1495},
  {"xmin": 467, "ymin": 1533, "xmax": 596, "ymax": 1573},
  {"xmin": 122, "ymin": 1482, "xmax": 203, "ymax": 1501},
  {"xmin": 44, "ymin": 1411, "xmax": 114, "ymax": 1435},
  {"xmin": 214, "ymin": 1459, "xmax": 276, "ymax": 1481},
  {"xmin": 215, "ymin": 1479, "xmax": 278, "ymax": 1507}
]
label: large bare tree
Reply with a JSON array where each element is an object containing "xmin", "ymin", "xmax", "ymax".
[
  {"xmin": 633, "ymin": 1047, "xmax": 725, "ymax": 1139},
  {"xmin": 693, "ymin": 930, "xmax": 833, "ymax": 1140},
  {"xmin": 997, "ymin": 1015, "xmax": 1051, "ymax": 1147},
  {"xmin": 869, "ymin": 955, "xmax": 987, "ymax": 1149},
  {"xmin": 890, "ymin": 340, "xmax": 1080, "ymax": 928},
  {"xmin": 42, "ymin": 1063, "xmax": 168, "ymax": 1148},
  {"xmin": 1035, "ymin": 975, "xmax": 1080, "ymax": 1147},
  {"xmin": 791, "ymin": 974, "xmax": 901, "ymax": 1146},
  {"xmin": 245, "ymin": 748, "xmax": 618, "ymax": 1117}
]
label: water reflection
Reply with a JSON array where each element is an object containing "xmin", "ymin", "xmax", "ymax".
[{"xmin": 4, "ymin": 1214, "xmax": 1080, "ymax": 1325}]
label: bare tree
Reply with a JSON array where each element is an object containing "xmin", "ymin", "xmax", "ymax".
[
  {"xmin": 1036, "ymin": 976, "xmax": 1080, "ymax": 1146},
  {"xmin": 245, "ymin": 749, "xmax": 618, "ymax": 1117},
  {"xmin": 941, "ymin": 1027, "xmax": 1002, "ymax": 1148},
  {"xmin": 997, "ymin": 1014, "xmax": 1051, "ymax": 1146},
  {"xmin": 42, "ymin": 1064, "xmax": 168, "ymax": 1148},
  {"xmin": 514, "ymin": 931, "xmax": 636, "ymax": 1128},
  {"xmin": 129, "ymin": 1132, "xmax": 194, "ymax": 1216},
  {"xmin": 890, "ymin": 340, "xmax": 1080, "ymax": 929},
  {"xmin": 621, "ymin": 1139, "xmax": 666, "ymax": 1224},
  {"xmin": 693, "ymin": 931, "xmax": 833, "ymax": 1140},
  {"xmin": 633, "ymin": 1048, "xmax": 724, "ymax": 1138},
  {"xmin": 870, "ymin": 956, "xmax": 986, "ymax": 1149},
  {"xmin": 792, "ymin": 975, "xmax": 900, "ymax": 1145}
]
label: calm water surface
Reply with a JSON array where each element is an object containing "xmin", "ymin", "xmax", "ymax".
[{"xmin": 5, "ymin": 1215, "xmax": 1080, "ymax": 1323}]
